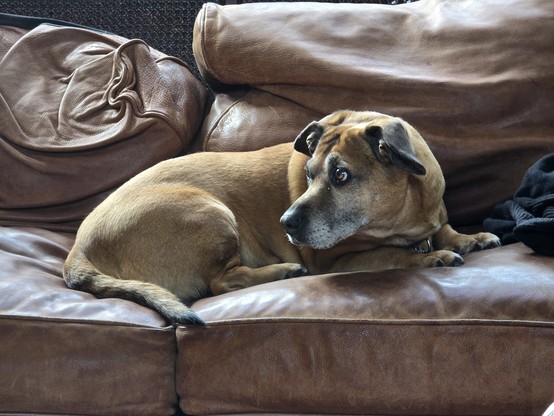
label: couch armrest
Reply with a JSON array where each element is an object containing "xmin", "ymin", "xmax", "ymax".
[{"xmin": 0, "ymin": 19, "xmax": 207, "ymax": 231}]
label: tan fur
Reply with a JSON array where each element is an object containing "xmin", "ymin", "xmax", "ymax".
[{"xmin": 64, "ymin": 110, "xmax": 500, "ymax": 324}]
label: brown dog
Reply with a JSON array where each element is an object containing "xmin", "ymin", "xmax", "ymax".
[{"xmin": 64, "ymin": 110, "xmax": 500, "ymax": 325}]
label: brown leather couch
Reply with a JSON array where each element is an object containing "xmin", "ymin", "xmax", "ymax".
[{"xmin": 1, "ymin": 1, "xmax": 554, "ymax": 415}]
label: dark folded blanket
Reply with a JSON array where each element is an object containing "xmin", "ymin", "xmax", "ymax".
[{"xmin": 484, "ymin": 153, "xmax": 554, "ymax": 255}]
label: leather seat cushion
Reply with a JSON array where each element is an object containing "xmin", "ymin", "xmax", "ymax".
[
  {"xmin": 178, "ymin": 243, "xmax": 554, "ymax": 415},
  {"xmin": 0, "ymin": 226, "xmax": 179, "ymax": 415}
]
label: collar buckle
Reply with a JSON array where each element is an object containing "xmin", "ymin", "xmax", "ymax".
[{"xmin": 413, "ymin": 238, "xmax": 433, "ymax": 254}]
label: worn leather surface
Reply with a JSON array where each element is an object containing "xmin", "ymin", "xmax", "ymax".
[
  {"xmin": 0, "ymin": 226, "xmax": 178, "ymax": 415},
  {"xmin": 2, "ymin": 1, "xmax": 554, "ymax": 415},
  {"xmin": 2, "ymin": 227, "xmax": 553, "ymax": 415},
  {"xmin": 179, "ymin": 323, "xmax": 553, "ymax": 415},
  {"xmin": 0, "ymin": 23, "xmax": 207, "ymax": 232},
  {"xmin": 193, "ymin": 0, "xmax": 554, "ymax": 227},
  {"xmin": 0, "ymin": 24, "xmax": 26, "ymax": 60},
  {"xmin": 183, "ymin": 1, "xmax": 554, "ymax": 414},
  {"xmin": 179, "ymin": 242, "xmax": 554, "ymax": 415},
  {"xmin": 0, "ymin": 21, "xmax": 194, "ymax": 414},
  {"xmin": 190, "ymin": 243, "xmax": 554, "ymax": 323}
]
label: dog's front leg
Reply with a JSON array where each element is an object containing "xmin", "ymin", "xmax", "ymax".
[
  {"xmin": 327, "ymin": 246, "xmax": 465, "ymax": 273},
  {"xmin": 433, "ymin": 224, "xmax": 501, "ymax": 255}
]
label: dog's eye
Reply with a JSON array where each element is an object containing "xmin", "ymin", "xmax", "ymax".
[{"xmin": 333, "ymin": 167, "xmax": 350, "ymax": 185}]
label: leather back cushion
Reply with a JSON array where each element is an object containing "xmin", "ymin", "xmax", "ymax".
[
  {"xmin": 193, "ymin": 0, "xmax": 554, "ymax": 226},
  {"xmin": 0, "ymin": 23, "xmax": 207, "ymax": 231}
]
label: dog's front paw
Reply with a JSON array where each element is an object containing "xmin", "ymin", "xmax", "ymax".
[
  {"xmin": 434, "ymin": 224, "xmax": 502, "ymax": 256},
  {"xmin": 472, "ymin": 232, "xmax": 501, "ymax": 251},
  {"xmin": 444, "ymin": 232, "xmax": 501, "ymax": 255},
  {"xmin": 422, "ymin": 250, "xmax": 464, "ymax": 268}
]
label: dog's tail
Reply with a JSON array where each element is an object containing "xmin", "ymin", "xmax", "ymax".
[{"xmin": 63, "ymin": 249, "xmax": 205, "ymax": 326}]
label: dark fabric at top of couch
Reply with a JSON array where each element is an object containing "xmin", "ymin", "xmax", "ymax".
[
  {"xmin": 0, "ymin": 0, "xmax": 417, "ymax": 80},
  {"xmin": 0, "ymin": 0, "xmax": 208, "ymax": 79}
]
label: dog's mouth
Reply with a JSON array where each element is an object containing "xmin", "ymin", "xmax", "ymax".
[
  {"xmin": 285, "ymin": 233, "xmax": 301, "ymax": 246},
  {"xmin": 285, "ymin": 231, "xmax": 344, "ymax": 250},
  {"xmin": 285, "ymin": 219, "xmax": 371, "ymax": 250},
  {"xmin": 285, "ymin": 233, "xmax": 310, "ymax": 249}
]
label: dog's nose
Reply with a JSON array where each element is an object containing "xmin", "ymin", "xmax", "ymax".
[{"xmin": 280, "ymin": 211, "xmax": 303, "ymax": 234}]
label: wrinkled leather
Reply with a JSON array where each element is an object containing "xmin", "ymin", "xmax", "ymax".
[
  {"xmin": 2, "ymin": 229, "xmax": 553, "ymax": 415},
  {"xmin": 0, "ymin": 227, "xmax": 167, "ymax": 326},
  {"xmin": 2, "ymin": 1, "xmax": 554, "ymax": 415},
  {"xmin": 180, "ymin": 1, "xmax": 554, "ymax": 414},
  {"xmin": 0, "ymin": 25, "xmax": 26, "ymax": 60},
  {"xmin": 179, "ymin": 243, "xmax": 554, "ymax": 415},
  {"xmin": 193, "ymin": 0, "xmax": 554, "ymax": 227},
  {"xmin": 0, "ymin": 24, "xmax": 207, "ymax": 231},
  {"xmin": 191, "ymin": 244, "xmax": 554, "ymax": 323}
]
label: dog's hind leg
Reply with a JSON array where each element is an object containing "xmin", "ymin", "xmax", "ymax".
[{"xmin": 209, "ymin": 262, "xmax": 308, "ymax": 295}]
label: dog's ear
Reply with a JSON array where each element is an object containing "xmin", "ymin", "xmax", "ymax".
[
  {"xmin": 294, "ymin": 121, "xmax": 324, "ymax": 156},
  {"xmin": 365, "ymin": 122, "xmax": 427, "ymax": 176}
]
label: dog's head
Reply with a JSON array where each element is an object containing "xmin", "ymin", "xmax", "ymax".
[{"xmin": 280, "ymin": 110, "xmax": 445, "ymax": 250}]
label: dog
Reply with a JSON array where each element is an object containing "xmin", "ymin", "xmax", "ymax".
[{"xmin": 64, "ymin": 110, "xmax": 500, "ymax": 325}]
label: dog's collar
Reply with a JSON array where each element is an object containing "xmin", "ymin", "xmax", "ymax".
[{"xmin": 412, "ymin": 238, "xmax": 433, "ymax": 254}]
